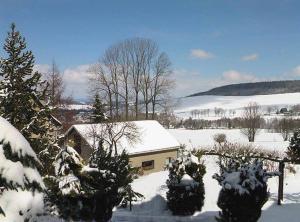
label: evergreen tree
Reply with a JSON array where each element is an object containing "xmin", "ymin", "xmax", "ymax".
[
  {"xmin": 45, "ymin": 146, "xmax": 86, "ymax": 220},
  {"xmin": 87, "ymin": 139, "xmax": 140, "ymax": 221},
  {"xmin": 213, "ymin": 159, "xmax": 277, "ymax": 222},
  {"xmin": 92, "ymin": 93, "xmax": 107, "ymax": 123},
  {"xmin": 0, "ymin": 117, "xmax": 44, "ymax": 222},
  {"xmin": 46, "ymin": 141, "xmax": 140, "ymax": 222},
  {"xmin": 166, "ymin": 148, "xmax": 206, "ymax": 215},
  {"xmin": 0, "ymin": 23, "xmax": 59, "ymax": 176},
  {"xmin": 286, "ymin": 129, "xmax": 300, "ymax": 163}
]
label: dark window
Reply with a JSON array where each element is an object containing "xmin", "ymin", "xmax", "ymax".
[
  {"xmin": 142, "ymin": 160, "xmax": 154, "ymax": 170},
  {"xmin": 165, "ymin": 157, "xmax": 172, "ymax": 165},
  {"xmin": 74, "ymin": 134, "xmax": 81, "ymax": 154}
]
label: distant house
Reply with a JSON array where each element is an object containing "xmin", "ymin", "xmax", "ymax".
[
  {"xmin": 279, "ymin": 108, "xmax": 288, "ymax": 114},
  {"xmin": 64, "ymin": 120, "xmax": 180, "ymax": 175}
]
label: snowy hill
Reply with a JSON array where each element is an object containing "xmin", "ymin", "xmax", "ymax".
[
  {"xmin": 188, "ymin": 80, "xmax": 300, "ymax": 97},
  {"xmin": 175, "ymin": 92, "xmax": 300, "ymax": 119}
]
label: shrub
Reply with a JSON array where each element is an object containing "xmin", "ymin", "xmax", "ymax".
[
  {"xmin": 213, "ymin": 133, "xmax": 227, "ymax": 144},
  {"xmin": 166, "ymin": 149, "xmax": 206, "ymax": 215},
  {"xmin": 46, "ymin": 141, "xmax": 141, "ymax": 222},
  {"xmin": 286, "ymin": 129, "xmax": 300, "ymax": 163},
  {"xmin": 213, "ymin": 159, "xmax": 277, "ymax": 222}
]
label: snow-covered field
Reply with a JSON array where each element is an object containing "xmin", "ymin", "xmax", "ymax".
[
  {"xmin": 175, "ymin": 93, "xmax": 300, "ymax": 119},
  {"xmin": 112, "ymin": 128, "xmax": 300, "ymax": 222},
  {"xmin": 169, "ymin": 128, "xmax": 289, "ymax": 152}
]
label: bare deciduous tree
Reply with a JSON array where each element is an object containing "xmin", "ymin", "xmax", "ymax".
[
  {"xmin": 275, "ymin": 118, "xmax": 293, "ymax": 141},
  {"xmin": 241, "ymin": 102, "xmax": 261, "ymax": 142},
  {"xmin": 89, "ymin": 63, "xmax": 114, "ymax": 118},
  {"xmin": 150, "ymin": 52, "xmax": 173, "ymax": 119},
  {"xmin": 87, "ymin": 121, "xmax": 140, "ymax": 155},
  {"xmin": 89, "ymin": 38, "xmax": 173, "ymax": 121},
  {"xmin": 45, "ymin": 61, "xmax": 65, "ymax": 106}
]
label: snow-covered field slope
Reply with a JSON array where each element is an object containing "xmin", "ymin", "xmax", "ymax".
[
  {"xmin": 175, "ymin": 93, "xmax": 300, "ymax": 119},
  {"xmin": 112, "ymin": 129, "xmax": 300, "ymax": 222},
  {"xmin": 169, "ymin": 128, "xmax": 289, "ymax": 152}
]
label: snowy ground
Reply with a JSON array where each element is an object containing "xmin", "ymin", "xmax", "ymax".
[
  {"xmin": 112, "ymin": 129, "xmax": 300, "ymax": 222},
  {"xmin": 175, "ymin": 93, "xmax": 300, "ymax": 120},
  {"xmin": 169, "ymin": 128, "xmax": 289, "ymax": 152}
]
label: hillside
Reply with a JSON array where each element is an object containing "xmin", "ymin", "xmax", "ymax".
[{"xmin": 188, "ymin": 80, "xmax": 300, "ymax": 97}]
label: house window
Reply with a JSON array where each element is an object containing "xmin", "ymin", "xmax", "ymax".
[
  {"xmin": 165, "ymin": 157, "xmax": 172, "ymax": 165},
  {"xmin": 74, "ymin": 134, "xmax": 81, "ymax": 154},
  {"xmin": 142, "ymin": 160, "xmax": 154, "ymax": 170}
]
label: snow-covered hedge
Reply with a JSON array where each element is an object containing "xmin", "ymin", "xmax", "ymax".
[
  {"xmin": 166, "ymin": 149, "xmax": 206, "ymax": 215},
  {"xmin": 0, "ymin": 117, "xmax": 44, "ymax": 222},
  {"xmin": 213, "ymin": 159, "xmax": 278, "ymax": 222}
]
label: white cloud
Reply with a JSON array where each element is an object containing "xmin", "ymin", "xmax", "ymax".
[
  {"xmin": 190, "ymin": 49, "xmax": 214, "ymax": 59},
  {"xmin": 34, "ymin": 63, "xmax": 92, "ymax": 101},
  {"xmin": 292, "ymin": 66, "xmax": 300, "ymax": 76},
  {"xmin": 222, "ymin": 70, "xmax": 257, "ymax": 82},
  {"xmin": 33, "ymin": 64, "xmax": 51, "ymax": 74},
  {"xmin": 62, "ymin": 64, "xmax": 92, "ymax": 100},
  {"xmin": 241, "ymin": 53, "xmax": 259, "ymax": 61}
]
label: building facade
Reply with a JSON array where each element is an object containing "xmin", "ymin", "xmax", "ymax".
[{"xmin": 65, "ymin": 120, "xmax": 180, "ymax": 175}]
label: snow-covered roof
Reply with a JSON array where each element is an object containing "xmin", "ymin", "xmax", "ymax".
[{"xmin": 66, "ymin": 120, "xmax": 180, "ymax": 155}]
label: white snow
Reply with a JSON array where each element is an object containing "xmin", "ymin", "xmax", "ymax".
[
  {"xmin": 179, "ymin": 174, "xmax": 196, "ymax": 186},
  {"xmin": 69, "ymin": 120, "xmax": 180, "ymax": 155},
  {"xmin": 169, "ymin": 128, "xmax": 289, "ymax": 152},
  {"xmin": 0, "ymin": 117, "xmax": 38, "ymax": 159},
  {"xmin": 0, "ymin": 117, "xmax": 44, "ymax": 222},
  {"xmin": 0, "ymin": 190, "xmax": 44, "ymax": 222},
  {"xmin": 176, "ymin": 93, "xmax": 300, "ymax": 112},
  {"xmin": 175, "ymin": 93, "xmax": 300, "ymax": 119},
  {"xmin": 61, "ymin": 104, "xmax": 93, "ymax": 110},
  {"xmin": 59, "ymin": 174, "xmax": 81, "ymax": 195}
]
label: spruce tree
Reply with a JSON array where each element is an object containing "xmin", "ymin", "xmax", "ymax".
[
  {"xmin": 45, "ymin": 146, "xmax": 86, "ymax": 220},
  {"xmin": 166, "ymin": 148, "xmax": 206, "ymax": 215},
  {"xmin": 0, "ymin": 23, "xmax": 59, "ymax": 176},
  {"xmin": 46, "ymin": 141, "xmax": 140, "ymax": 222},
  {"xmin": 0, "ymin": 117, "xmax": 44, "ymax": 222},
  {"xmin": 92, "ymin": 93, "xmax": 107, "ymax": 123},
  {"xmin": 87, "ymin": 139, "xmax": 139, "ymax": 221},
  {"xmin": 286, "ymin": 129, "xmax": 300, "ymax": 163}
]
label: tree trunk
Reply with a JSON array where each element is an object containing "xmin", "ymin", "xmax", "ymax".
[{"xmin": 135, "ymin": 91, "xmax": 138, "ymax": 120}]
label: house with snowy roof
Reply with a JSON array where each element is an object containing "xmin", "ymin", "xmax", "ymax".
[{"xmin": 64, "ymin": 120, "xmax": 180, "ymax": 175}]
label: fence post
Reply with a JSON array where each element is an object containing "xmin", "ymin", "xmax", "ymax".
[{"xmin": 277, "ymin": 161, "xmax": 285, "ymax": 205}]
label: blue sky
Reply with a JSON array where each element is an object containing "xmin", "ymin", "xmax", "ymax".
[{"xmin": 1, "ymin": 0, "xmax": 300, "ymax": 100}]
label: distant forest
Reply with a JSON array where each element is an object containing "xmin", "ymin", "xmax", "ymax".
[{"xmin": 188, "ymin": 80, "xmax": 300, "ymax": 97}]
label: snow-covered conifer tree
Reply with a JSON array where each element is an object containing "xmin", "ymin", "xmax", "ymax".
[
  {"xmin": 45, "ymin": 146, "xmax": 85, "ymax": 220},
  {"xmin": 166, "ymin": 148, "xmax": 206, "ymax": 215},
  {"xmin": 0, "ymin": 23, "xmax": 59, "ymax": 175},
  {"xmin": 286, "ymin": 129, "xmax": 300, "ymax": 163},
  {"xmin": 92, "ymin": 93, "xmax": 107, "ymax": 123},
  {"xmin": 0, "ymin": 117, "xmax": 44, "ymax": 222},
  {"xmin": 87, "ymin": 139, "xmax": 137, "ymax": 221},
  {"xmin": 213, "ymin": 159, "xmax": 277, "ymax": 222}
]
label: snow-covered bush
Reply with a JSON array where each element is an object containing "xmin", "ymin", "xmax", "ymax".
[
  {"xmin": 166, "ymin": 149, "xmax": 206, "ymax": 215},
  {"xmin": 0, "ymin": 117, "xmax": 44, "ymax": 222},
  {"xmin": 286, "ymin": 129, "xmax": 300, "ymax": 163},
  {"xmin": 46, "ymin": 139, "xmax": 139, "ymax": 222},
  {"xmin": 44, "ymin": 146, "xmax": 88, "ymax": 220},
  {"xmin": 213, "ymin": 159, "xmax": 277, "ymax": 222},
  {"xmin": 87, "ymin": 139, "xmax": 141, "ymax": 221}
]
